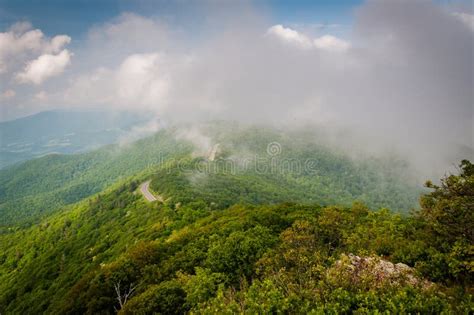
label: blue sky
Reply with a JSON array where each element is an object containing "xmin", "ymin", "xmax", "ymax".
[
  {"xmin": 0, "ymin": 0, "xmax": 362, "ymax": 38},
  {"xmin": 270, "ymin": 0, "xmax": 361, "ymax": 25}
]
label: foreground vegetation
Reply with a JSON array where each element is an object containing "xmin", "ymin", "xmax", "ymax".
[{"xmin": 0, "ymin": 159, "xmax": 472, "ymax": 313}]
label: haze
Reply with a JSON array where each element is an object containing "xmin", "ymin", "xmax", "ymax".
[{"xmin": 0, "ymin": 0, "xmax": 473, "ymax": 178}]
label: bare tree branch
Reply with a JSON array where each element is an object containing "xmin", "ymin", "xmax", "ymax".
[{"xmin": 114, "ymin": 280, "xmax": 137, "ymax": 311}]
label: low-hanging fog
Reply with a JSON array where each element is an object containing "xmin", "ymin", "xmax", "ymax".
[{"xmin": 1, "ymin": 0, "xmax": 472, "ymax": 180}]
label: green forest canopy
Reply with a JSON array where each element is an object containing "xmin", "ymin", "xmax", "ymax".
[{"xmin": 0, "ymin": 159, "xmax": 472, "ymax": 313}]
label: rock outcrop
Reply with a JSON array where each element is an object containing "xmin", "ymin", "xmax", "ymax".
[{"xmin": 328, "ymin": 254, "xmax": 433, "ymax": 289}]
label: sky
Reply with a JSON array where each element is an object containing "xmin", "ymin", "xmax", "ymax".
[
  {"xmin": 0, "ymin": 0, "xmax": 473, "ymax": 177},
  {"xmin": 0, "ymin": 0, "xmax": 361, "ymax": 39},
  {"xmin": 0, "ymin": 0, "xmax": 367, "ymax": 120}
]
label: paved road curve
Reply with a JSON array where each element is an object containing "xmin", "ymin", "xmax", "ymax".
[
  {"xmin": 208, "ymin": 143, "xmax": 220, "ymax": 161},
  {"xmin": 139, "ymin": 180, "xmax": 161, "ymax": 202}
]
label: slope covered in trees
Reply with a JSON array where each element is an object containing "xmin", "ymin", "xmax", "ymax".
[
  {"xmin": 0, "ymin": 130, "xmax": 192, "ymax": 227},
  {"xmin": 3, "ymin": 123, "xmax": 469, "ymax": 313},
  {"xmin": 149, "ymin": 124, "xmax": 420, "ymax": 213},
  {"xmin": 0, "ymin": 123, "xmax": 420, "ymax": 228},
  {"xmin": 0, "ymin": 161, "xmax": 472, "ymax": 313}
]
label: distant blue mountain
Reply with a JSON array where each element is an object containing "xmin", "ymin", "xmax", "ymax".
[{"xmin": 0, "ymin": 110, "xmax": 149, "ymax": 168}]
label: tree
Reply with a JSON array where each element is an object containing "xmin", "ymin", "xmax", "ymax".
[
  {"xmin": 420, "ymin": 160, "xmax": 474, "ymax": 245},
  {"xmin": 114, "ymin": 281, "xmax": 137, "ymax": 311},
  {"xmin": 418, "ymin": 160, "xmax": 474, "ymax": 284}
]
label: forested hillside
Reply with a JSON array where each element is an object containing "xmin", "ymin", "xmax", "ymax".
[
  {"xmin": 149, "ymin": 124, "xmax": 420, "ymax": 212},
  {"xmin": 2, "ymin": 123, "xmax": 470, "ymax": 314},
  {"xmin": 0, "ymin": 160, "xmax": 472, "ymax": 314},
  {"xmin": 0, "ymin": 130, "xmax": 192, "ymax": 227},
  {"xmin": 0, "ymin": 123, "xmax": 421, "ymax": 228}
]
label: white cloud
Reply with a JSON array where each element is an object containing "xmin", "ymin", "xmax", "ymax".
[
  {"xmin": 0, "ymin": 28, "xmax": 42, "ymax": 73},
  {"xmin": 116, "ymin": 53, "xmax": 169, "ymax": 108},
  {"xmin": 313, "ymin": 35, "xmax": 350, "ymax": 52},
  {"xmin": 84, "ymin": 13, "xmax": 170, "ymax": 67},
  {"xmin": 0, "ymin": 22, "xmax": 71, "ymax": 74},
  {"xmin": 266, "ymin": 24, "xmax": 312, "ymax": 48},
  {"xmin": 7, "ymin": 2, "xmax": 471, "ymax": 178},
  {"xmin": 267, "ymin": 24, "xmax": 350, "ymax": 52},
  {"xmin": 45, "ymin": 35, "xmax": 71, "ymax": 54},
  {"xmin": 55, "ymin": 13, "xmax": 171, "ymax": 110},
  {"xmin": 63, "ymin": 52, "xmax": 172, "ymax": 111},
  {"xmin": 8, "ymin": 21, "xmax": 33, "ymax": 34},
  {"xmin": 62, "ymin": 67, "xmax": 115, "ymax": 106},
  {"xmin": 16, "ymin": 49, "xmax": 72, "ymax": 84},
  {"xmin": 119, "ymin": 118, "xmax": 162, "ymax": 146},
  {"xmin": 453, "ymin": 12, "xmax": 474, "ymax": 31}
]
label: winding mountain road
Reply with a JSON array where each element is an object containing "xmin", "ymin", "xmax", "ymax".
[
  {"xmin": 208, "ymin": 143, "xmax": 220, "ymax": 161},
  {"xmin": 139, "ymin": 144, "xmax": 219, "ymax": 202},
  {"xmin": 139, "ymin": 180, "xmax": 162, "ymax": 202}
]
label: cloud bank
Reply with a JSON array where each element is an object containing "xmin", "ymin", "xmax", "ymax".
[
  {"xmin": 0, "ymin": 0, "xmax": 473, "ymax": 178},
  {"xmin": 267, "ymin": 24, "xmax": 350, "ymax": 52},
  {"xmin": 16, "ymin": 49, "xmax": 72, "ymax": 84},
  {"xmin": 0, "ymin": 22, "xmax": 71, "ymax": 75}
]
